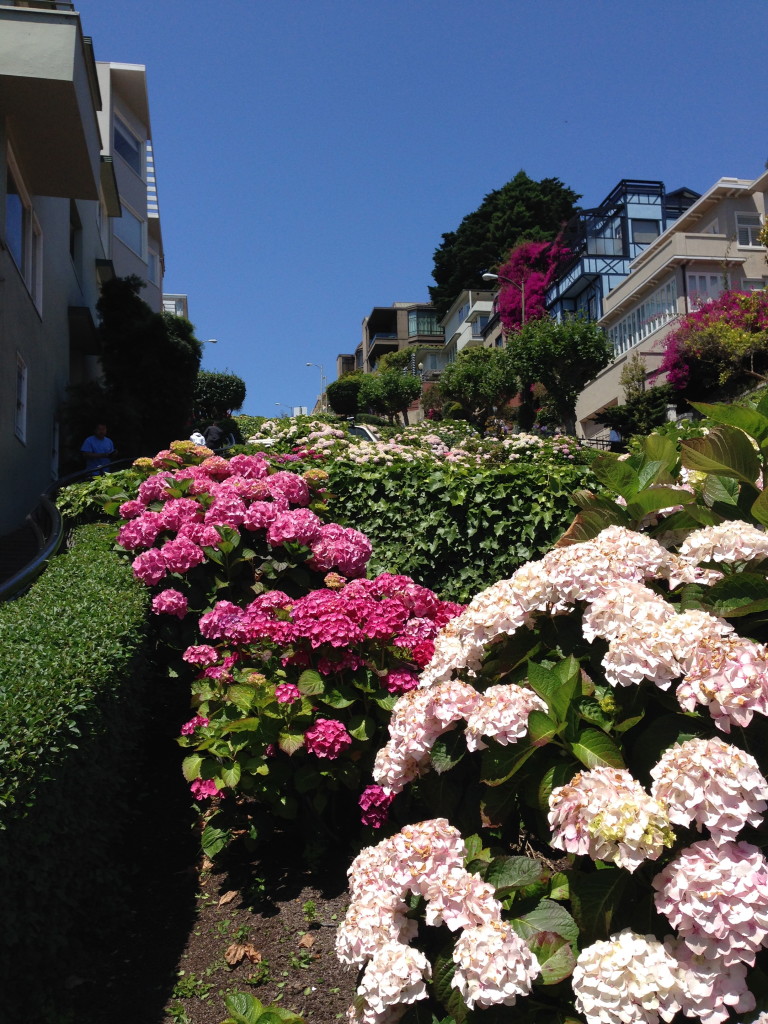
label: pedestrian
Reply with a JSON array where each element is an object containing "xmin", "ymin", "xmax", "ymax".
[
  {"xmin": 203, "ymin": 420, "xmax": 226, "ymax": 448},
  {"xmin": 81, "ymin": 422, "xmax": 116, "ymax": 474},
  {"xmin": 189, "ymin": 430, "xmax": 206, "ymax": 445}
]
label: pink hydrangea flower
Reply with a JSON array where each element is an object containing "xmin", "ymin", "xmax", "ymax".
[
  {"xmin": 180, "ymin": 715, "xmax": 209, "ymax": 736},
  {"xmin": 182, "ymin": 644, "xmax": 219, "ymax": 666},
  {"xmin": 452, "ymin": 920, "xmax": 540, "ymax": 1010},
  {"xmin": 383, "ymin": 669, "xmax": 419, "ymax": 695},
  {"xmin": 190, "ymin": 778, "xmax": 220, "ymax": 800},
  {"xmin": 132, "ymin": 548, "xmax": 167, "ymax": 586},
  {"xmin": 267, "ymin": 471, "xmax": 310, "ymax": 506},
  {"xmin": 160, "ymin": 537, "xmax": 206, "ymax": 574},
  {"xmin": 228, "ymin": 453, "xmax": 269, "ymax": 479},
  {"xmin": 359, "ymin": 785, "xmax": 395, "ymax": 828},
  {"xmin": 267, "ymin": 508, "xmax": 323, "ymax": 547},
  {"xmin": 304, "ymin": 718, "xmax": 352, "ymax": 759},
  {"xmin": 242, "ymin": 501, "xmax": 281, "ymax": 532},
  {"xmin": 119, "ymin": 499, "xmax": 146, "ymax": 520},
  {"xmin": 151, "ymin": 589, "xmax": 189, "ymax": 619},
  {"xmin": 275, "ymin": 682, "xmax": 301, "ymax": 704},
  {"xmin": 204, "ymin": 493, "xmax": 247, "ymax": 528},
  {"xmin": 160, "ymin": 497, "xmax": 203, "ymax": 531}
]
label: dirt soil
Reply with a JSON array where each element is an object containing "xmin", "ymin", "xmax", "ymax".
[{"xmin": 63, "ymin": 681, "xmax": 358, "ymax": 1024}]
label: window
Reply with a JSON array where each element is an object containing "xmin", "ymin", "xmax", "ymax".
[
  {"xmin": 5, "ymin": 149, "xmax": 42, "ymax": 307},
  {"xmin": 632, "ymin": 219, "xmax": 660, "ymax": 245},
  {"xmin": 113, "ymin": 118, "xmax": 143, "ymax": 176},
  {"xmin": 114, "ymin": 202, "xmax": 145, "ymax": 256},
  {"xmin": 408, "ymin": 310, "xmax": 442, "ymax": 336},
  {"xmin": 736, "ymin": 213, "xmax": 762, "ymax": 247},
  {"xmin": 610, "ymin": 279, "xmax": 678, "ymax": 355},
  {"xmin": 147, "ymin": 248, "xmax": 159, "ymax": 285},
  {"xmin": 742, "ymin": 279, "xmax": 767, "ymax": 292},
  {"xmin": 687, "ymin": 273, "xmax": 724, "ymax": 305},
  {"xmin": 15, "ymin": 353, "xmax": 27, "ymax": 443}
]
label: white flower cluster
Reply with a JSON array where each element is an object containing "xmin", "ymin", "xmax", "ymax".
[
  {"xmin": 679, "ymin": 520, "xmax": 768, "ymax": 564},
  {"xmin": 572, "ymin": 929, "xmax": 755, "ymax": 1024},
  {"xmin": 372, "ymin": 680, "xmax": 545, "ymax": 794},
  {"xmin": 417, "ymin": 524, "xmax": 768, "ymax": 734},
  {"xmin": 338, "ymin": 819, "xmax": 539, "ymax": 1022},
  {"xmin": 548, "ymin": 767, "xmax": 674, "ymax": 872}
]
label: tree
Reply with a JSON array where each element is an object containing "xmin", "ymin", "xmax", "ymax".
[
  {"xmin": 503, "ymin": 316, "xmax": 613, "ymax": 434},
  {"xmin": 194, "ymin": 370, "xmax": 247, "ymax": 420},
  {"xmin": 326, "ymin": 372, "xmax": 365, "ymax": 417},
  {"xmin": 358, "ymin": 368, "xmax": 422, "ymax": 425},
  {"xmin": 429, "ymin": 171, "xmax": 580, "ymax": 319},
  {"xmin": 95, "ymin": 275, "xmax": 202, "ymax": 457},
  {"xmin": 495, "ymin": 238, "xmax": 571, "ymax": 332},
  {"xmin": 655, "ymin": 289, "xmax": 768, "ymax": 400},
  {"xmin": 437, "ymin": 346, "xmax": 518, "ymax": 432}
]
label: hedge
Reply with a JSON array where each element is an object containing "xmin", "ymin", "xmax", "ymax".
[{"xmin": 0, "ymin": 523, "xmax": 151, "ymax": 1009}]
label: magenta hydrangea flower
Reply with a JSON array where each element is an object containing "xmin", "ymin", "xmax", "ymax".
[
  {"xmin": 242, "ymin": 501, "xmax": 281, "ymax": 532},
  {"xmin": 160, "ymin": 497, "xmax": 202, "ymax": 531},
  {"xmin": 228, "ymin": 453, "xmax": 269, "ymax": 479},
  {"xmin": 190, "ymin": 778, "xmax": 220, "ymax": 800},
  {"xmin": 119, "ymin": 499, "xmax": 146, "ymax": 520},
  {"xmin": 267, "ymin": 471, "xmax": 310, "ymax": 507},
  {"xmin": 132, "ymin": 548, "xmax": 167, "ymax": 586},
  {"xmin": 304, "ymin": 718, "xmax": 353, "ymax": 759},
  {"xmin": 180, "ymin": 715, "xmax": 209, "ymax": 736},
  {"xmin": 267, "ymin": 508, "xmax": 323, "ymax": 548},
  {"xmin": 182, "ymin": 644, "xmax": 219, "ymax": 666},
  {"xmin": 160, "ymin": 537, "xmax": 206, "ymax": 574},
  {"xmin": 151, "ymin": 588, "xmax": 189, "ymax": 619},
  {"xmin": 359, "ymin": 785, "xmax": 395, "ymax": 828},
  {"xmin": 275, "ymin": 682, "xmax": 301, "ymax": 704},
  {"xmin": 383, "ymin": 669, "xmax": 420, "ymax": 695}
]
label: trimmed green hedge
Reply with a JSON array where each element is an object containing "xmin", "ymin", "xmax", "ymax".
[
  {"xmin": 0, "ymin": 523, "xmax": 151, "ymax": 1007},
  {"xmin": 326, "ymin": 459, "xmax": 596, "ymax": 602}
]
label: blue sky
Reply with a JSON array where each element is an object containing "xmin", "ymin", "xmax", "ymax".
[{"xmin": 75, "ymin": 0, "xmax": 767, "ymax": 417}]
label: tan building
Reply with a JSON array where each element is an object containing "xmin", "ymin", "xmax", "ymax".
[
  {"xmin": 0, "ymin": 0, "xmax": 164, "ymax": 533},
  {"xmin": 577, "ymin": 172, "xmax": 768, "ymax": 440},
  {"xmin": 354, "ymin": 302, "xmax": 443, "ymax": 374}
]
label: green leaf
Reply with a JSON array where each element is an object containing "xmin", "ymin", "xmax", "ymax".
[
  {"xmin": 297, "ymin": 670, "xmax": 325, "ymax": 696},
  {"xmin": 510, "ymin": 898, "xmax": 579, "ymax": 945},
  {"xmin": 430, "ymin": 729, "xmax": 467, "ymax": 774},
  {"xmin": 538, "ymin": 761, "xmax": 578, "ymax": 813},
  {"xmin": 181, "ymin": 753, "xmax": 203, "ymax": 782},
  {"xmin": 220, "ymin": 761, "xmax": 242, "ymax": 788},
  {"xmin": 751, "ymin": 488, "xmax": 768, "ymax": 528},
  {"xmin": 568, "ymin": 868, "xmax": 628, "ymax": 945},
  {"xmin": 486, "ymin": 856, "xmax": 543, "ymax": 896},
  {"xmin": 480, "ymin": 780, "xmax": 519, "ymax": 828},
  {"xmin": 698, "ymin": 572, "xmax": 768, "ymax": 618},
  {"xmin": 278, "ymin": 732, "xmax": 305, "ymax": 756},
  {"xmin": 480, "ymin": 736, "xmax": 536, "ymax": 786},
  {"xmin": 681, "ymin": 426, "xmax": 761, "ymax": 485},
  {"xmin": 568, "ymin": 728, "xmax": 624, "ymax": 769},
  {"xmin": 625, "ymin": 486, "xmax": 693, "ymax": 519},
  {"xmin": 222, "ymin": 717, "xmax": 263, "ymax": 734},
  {"xmin": 549, "ymin": 872, "xmax": 569, "ymax": 901},
  {"xmin": 201, "ymin": 825, "xmax": 230, "ymax": 859},
  {"xmin": 638, "ymin": 431, "xmax": 679, "ymax": 472},
  {"xmin": 529, "ymin": 931, "xmax": 577, "ymax": 985},
  {"xmin": 319, "ymin": 684, "xmax": 356, "ymax": 708},
  {"xmin": 228, "ymin": 684, "xmax": 258, "ymax": 713},
  {"xmin": 702, "ymin": 472, "xmax": 740, "ymax": 508},
  {"xmin": 348, "ymin": 715, "xmax": 375, "ymax": 741},
  {"xmin": 590, "ymin": 454, "xmax": 639, "ymax": 500},
  {"xmin": 432, "ymin": 947, "xmax": 468, "ymax": 1024},
  {"xmin": 527, "ymin": 710, "xmax": 557, "ymax": 747},
  {"xmin": 690, "ymin": 401, "xmax": 768, "ymax": 444}
]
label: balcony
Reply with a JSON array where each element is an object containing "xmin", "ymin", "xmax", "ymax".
[{"xmin": 0, "ymin": 4, "xmax": 101, "ymax": 199}]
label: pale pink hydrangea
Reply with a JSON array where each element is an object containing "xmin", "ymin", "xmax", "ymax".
[
  {"xmin": 664, "ymin": 936, "xmax": 755, "ymax": 1024},
  {"xmin": 151, "ymin": 588, "xmax": 188, "ymax": 619},
  {"xmin": 336, "ymin": 893, "xmax": 416, "ymax": 966},
  {"xmin": 548, "ymin": 767, "xmax": 674, "ymax": 871},
  {"xmin": 420, "ymin": 867, "xmax": 500, "ymax": 930},
  {"xmin": 464, "ymin": 683, "xmax": 547, "ymax": 751},
  {"xmin": 653, "ymin": 839, "xmax": 768, "ymax": 965},
  {"xmin": 304, "ymin": 718, "xmax": 352, "ymax": 759},
  {"xmin": 355, "ymin": 942, "xmax": 431, "ymax": 1019},
  {"xmin": 679, "ymin": 520, "xmax": 768, "ymax": 565},
  {"xmin": 572, "ymin": 930, "xmax": 680, "ymax": 1024},
  {"xmin": 677, "ymin": 636, "xmax": 768, "ymax": 732},
  {"xmin": 451, "ymin": 920, "xmax": 540, "ymax": 1010},
  {"xmin": 651, "ymin": 736, "xmax": 768, "ymax": 843}
]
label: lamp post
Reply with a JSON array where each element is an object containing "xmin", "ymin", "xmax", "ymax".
[
  {"xmin": 305, "ymin": 362, "xmax": 327, "ymax": 413},
  {"xmin": 274, "ymin": 402, "xmax": 291, "ymax": 417},
  {"xmin": 482, "ymin": 271, "xmax": 526, "ymax": 324}
]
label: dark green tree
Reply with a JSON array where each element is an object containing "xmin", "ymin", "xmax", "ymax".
[
  {"xmin": 503, "ymin": 316, "xmax": 613, "ymax": 434},
  {"xmin": 326, "ymin": 371, "xmax": 365, "ymax": 417},
  {"xmin": 358, "ymin": 368, "xmax": 422, "ymax": 425},
  {"xmin": 437, "ymin": 346, "xmax": 518, "ymax": 432},
  {"xmin": 95, "ymin": 275, "xmax": 202, "ymax": 457},
  {"xmin": 194, "ymin": 370, "xmax": 247, "ymax": 420},
  {"xmin": 429, "ymin": 171, "xmax": 580, "ymax": 319}
]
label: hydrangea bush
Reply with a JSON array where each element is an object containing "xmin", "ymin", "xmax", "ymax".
[{"xmin": 338, "ymin": 398, "xmax": 768, "ymax": 1023}]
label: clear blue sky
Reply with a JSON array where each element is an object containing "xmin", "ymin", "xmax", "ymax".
[{"xmin": 75, "ymin": 0, "xmax": 767, "ymax": 416}]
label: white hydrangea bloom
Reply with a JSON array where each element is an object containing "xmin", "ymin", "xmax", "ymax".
[
  {"xmin": 572, "ymin": 930, "xmax": 680, "ymax": 1024},
  {"xmin": 355, "ymin": 942, "xmax": 431, "ymax": 1018},
  {"xmin": 548, "ymin": 767, "xmax": 674, "ymax": 871},
  {"xmin": 677, "ymin": 636, "xmax": 768, "ymax": 732},
  {"xmin": 665, "ymin": 935, "xmax": 755, "ymax": 1024},
  {"xmin": 464, "ymin": 683, "xmax": 547, "ymax": 751},
  {"xmin": 651, "ymin": 736, "xmax": 768, "ymax": 843},
  {"xmin": 451, "ymin": 920, "xmax": 540, "ymax": 1009},
  {"xmin": 679, "ymin": 521, "xmax": 768, "ymax": 565}
]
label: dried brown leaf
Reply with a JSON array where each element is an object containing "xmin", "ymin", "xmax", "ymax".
[
  {"xmin": 225, "ymin": 942, "xmax": 262, "ymax": 966},
  {"xmin": 218, "ymin": 890, "xmax": 238, "ymax": 907},
  {"xmin": 298, "ymin": 933, "xmax": 315, "ymax": 948}
]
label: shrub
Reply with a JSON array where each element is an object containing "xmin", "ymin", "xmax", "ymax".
[{"xmin": 0, "ymin": 523, "xmax": 151, "ymax": 1005}]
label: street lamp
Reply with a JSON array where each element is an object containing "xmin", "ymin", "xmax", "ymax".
[
  {"xmin": 305, "ymin": 362, "xmax": 327, "ymax": 413},
  {"xmin": 482, "ymin": 271, "xmax": 526, "ymax": 324},
  {"xmin": 204, "ymin": 339, "xmax": 218, "ymax": 344},
  {"xmin": 274, "ymin": 402, "xmax": 291, "ymax": 416}
]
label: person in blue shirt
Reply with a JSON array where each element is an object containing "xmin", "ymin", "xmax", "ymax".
[{"xmin": 81, "ymin": 422, "xmax": 116, "ymax": 474}]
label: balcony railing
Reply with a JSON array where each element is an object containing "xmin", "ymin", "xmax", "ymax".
[{"xmin": 1, "ymin": 1, "xmax": 76, "ymax": 9}]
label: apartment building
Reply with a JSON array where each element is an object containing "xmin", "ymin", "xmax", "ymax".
[
  {"xmin": 354, "ymin": 302, "xmax": 443, "ymax": 374},
  {"xmin": 576, "ymin": 171, "xmax": 768, "ymax": 439},
  {"xmin": 0, "ymin": 0, "xmax": 164, "ymax": 532}
]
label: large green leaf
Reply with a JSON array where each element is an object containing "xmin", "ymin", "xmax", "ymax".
[
  {"xmin": 751, "ymin": 488, "xmax": 768, "ymax": 528},
  {"xmin": 681, "ymin": 426, "xmax": 761, "ymax": 485},
  {"xmin": 568, "ymin": 728, "xmax": 624, "ymax": 769},
  {"xmin": 625, "ymin": 486, "xmax": 694, "ymax": 519},
  {"xmin": 590, "ymin": 455, "xmax": 639, "ymax": 500},
  {"xmin": 568, "ymin": 868, "xmax": 628, "ymax": 946},
  {"xmin": 699, "ymin": 572, "xmax": 768, "ymax": 617},
  {"xmin": 432, "ymin": 947, "xmax": 468, "ymax": 1024},
  {"xmin": 529, "ymin": 931, "xmax": 577, "ymax": 985},
  {"xmin": 485, "ymin": 856, "xmax": 543, "ymax": 896},
  {"xmin": 690, "ymin": 401, "xmax": 768, "ymax": 444},
  {"xmin": 510, "ymin": 898, "xmax": 579, "ymax": 945},
  {"xmin": 638, "ymin": 432, "xmax": 679, "ymax": 472},
  {"xmin": 481, "ymin": 736, "xmax": 537, "ymax": 786},
  {"xmin": 527, "ymin": 710, "xmax": 557, "ymax": 747},
  {"xmin": 297, "ymin": 669, "xmax": 325, "ymax": 696}
]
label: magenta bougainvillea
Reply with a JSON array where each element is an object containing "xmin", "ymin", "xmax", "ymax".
[{"xmin": 496, "ymin": 238, "xmax": 571, "ymax": 332}]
